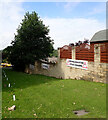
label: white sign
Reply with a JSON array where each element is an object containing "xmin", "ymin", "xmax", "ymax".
[
  {"xmin": 66, "ymin": 59, "xmax": 88, "ymax": 70},
  {"xmin": 42, "ymin": 63, "xmax": 49, "ymax": 69},
  {"xmin": 29, "ymin": 64, "xmax": 35, "ymax": 70}
]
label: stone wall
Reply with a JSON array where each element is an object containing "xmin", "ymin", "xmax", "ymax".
[{"xmin": 25, "ymin": 43, "xmax": 107, "ymax": 83}]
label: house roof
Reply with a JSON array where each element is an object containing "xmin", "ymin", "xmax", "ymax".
[{"xmin": 90, "ymin": 29, "xmax": 108, "ymax": 43}]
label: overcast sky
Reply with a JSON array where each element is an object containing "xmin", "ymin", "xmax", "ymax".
[{"xmin": 0, "ymin": 0, "xmax": 106, "ymax": 50}]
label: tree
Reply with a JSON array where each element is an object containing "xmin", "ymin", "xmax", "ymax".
[
  {"xmin": 69, "ymin": 43, "xmax": 74, "ymax": 47},
  {"xmin": 83, "ymin": 39, "xmax": 89, "ymax": 43},
  {"xmin": 78, "ymin": 41, "xmax": 82, "ymax": 45},
  {"xmin": 2, "ymin": 46, "xmax": 12, "ymax": 63},
  {"xmin": 8, "ymin": 11, "xmax": 54, "ymax": 71},
  {"xmin": 49, "ymin": 49, "xmax": 58, "ymax": 57}
]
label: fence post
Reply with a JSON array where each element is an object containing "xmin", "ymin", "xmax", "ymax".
[
  {"xmin": 72, "ymin": 46, "xmax": 76, "ymax": 60},
  {"xmin": 93, "ymin": 44, "xmax": 101, "ymax": 82},
  {"xmin": 58, "ymin": 48, "xmax": 60, "ymax": 59},
  {"xmin": 94, "ymin": 44, "xmax": 100, "ymax": 63}
]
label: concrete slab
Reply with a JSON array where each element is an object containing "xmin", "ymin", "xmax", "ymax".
[{"xmin": 73, "ymin": 109, "xmax": 89, "ymax": 116}]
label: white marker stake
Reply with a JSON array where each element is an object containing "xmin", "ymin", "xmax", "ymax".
[
  {"xmin": 8, "ymin": 83, "xmax": 10, "ymax": 87},
  {"xmin": 7, "ymin": 78, "xmax": 8, "ymax": 81},
  {"xmin": 13, "ymin": 94, "xmax": 16, "ymax": 101}
]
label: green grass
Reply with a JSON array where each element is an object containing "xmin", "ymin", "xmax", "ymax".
[{"xmin": 2, "ymin": 69, "xmax": 106, "ymax": 118}]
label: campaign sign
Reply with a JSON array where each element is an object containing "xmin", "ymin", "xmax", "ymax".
[
  {"xmin": 42, "ymin": 63, "xmax": 49, "ymax": 69},
  {"xmin": 66, "ymin": 59, "xmax": 88, "ymax": 70}
]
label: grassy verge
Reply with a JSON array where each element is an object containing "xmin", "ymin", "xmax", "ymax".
[{"xmin": 2, "ymin": 69, "xmax": 106, "ymax": 118}]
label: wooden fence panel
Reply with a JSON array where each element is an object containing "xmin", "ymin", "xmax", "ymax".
[
  {"xmin": 76, "ymin": 43, "xmax": 94, "ymax": 62},
  {"xmin": 100, "ymin": 43, "xmax": 108, "ymax": 63},
  {"xmin": 60, "ymin": 45, "xmax": 72, "ymax": 59}
]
